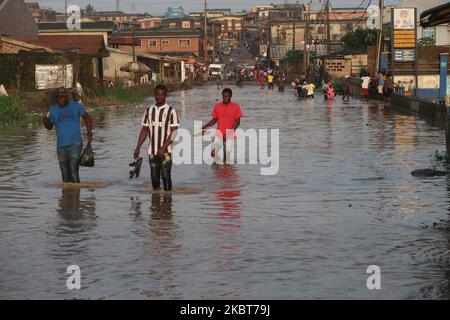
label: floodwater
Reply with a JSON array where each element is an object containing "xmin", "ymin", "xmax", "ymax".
[{"xmin": 1, "ymin": 85, "xmax": 449, "ymax": 299}]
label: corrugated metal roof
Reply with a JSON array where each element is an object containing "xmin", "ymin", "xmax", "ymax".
[
  {"xmin": 27, "ymin": 34, "xmax": 107, "ymax": 55},
  {"xmin": 38, "ymin": 21, "xmax": 115, "ymax": 31}
]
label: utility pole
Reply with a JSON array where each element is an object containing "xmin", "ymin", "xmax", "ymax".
[
  {"xmin": 204, "ymin": 0, "xmax": 208, "ymax": 61},
  {"xmin": 292, "ymin": 1, "xmax": 298, "ymax": 51},
  {"xmin": 64, "ymin": 0, "xmax": 67, "ymax": 18},
  {"xmin": 116, "ymin": 0, "xmax": 119, "ymax": 12},
  {"xmin": 212, "ymin": 23, "xmax": 216, "ymax": 63},
  {"xmin": 325, "ymin": 0, "xmax": 331, "ymax": 55},
  {"xmin": 376, "ymin": 0, "xmax": 384, "ymax": 74},
  {"xmin": 304, "ymin": 2, "xmax": 311, "ymax": 73}
]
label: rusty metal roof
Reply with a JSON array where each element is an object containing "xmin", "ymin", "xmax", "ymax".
[{"xmin": 27, "ymin": 34, "xmax": 109, "ymax": 56}]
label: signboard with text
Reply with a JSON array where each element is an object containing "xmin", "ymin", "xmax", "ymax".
[
  {"xmin": 393, "ymin": 49, "xmax": 415, "ymax": 62},
  {"xmin": 392, "ymin": 8, "xmax": 417, "ymax": 63}
]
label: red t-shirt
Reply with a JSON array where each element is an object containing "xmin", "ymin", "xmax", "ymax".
[{"xmin": 212, "ymin": 102, "xmax": 243, "ymax": 138}]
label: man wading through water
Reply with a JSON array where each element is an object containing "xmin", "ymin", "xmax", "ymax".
[
  {"xmin": 201, "ymin": 88, "xmax": 243, "ymax": 165},
  {"xmin": 134, "ymin": 85, "xmax": 179, "ymax": 192},
  {"xmin": 43, "ymin": 87, "xmax": 93, "ymax": 183}
]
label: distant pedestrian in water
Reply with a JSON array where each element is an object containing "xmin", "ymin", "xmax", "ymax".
[
  {"xmin": 361, "ymin": 73, "xmax": 371, "ymax": 100},
  {"xmin": 278, "ymin": 74, "xmax": 286, "ymax": 92},
  {"xmin": 201, "ymin": 88, "xmax": 244, "ymax": 165},
  {"xmin": 306, "ymin": 82, "xmax": 315, "ymax": 99},
  {"xmin": 327, "ymin": 82, "xmax": 335, "ymax": 100},
  {"xmin": 342, "ymin": 76, "xmax": 351, "ymax": 101},
  {"xmin": 267, "ymin": 73, "xmax": 274, "ymax": 90},
  {"xmin": 322, "ymin": 80, "xmax": 328, "ymax": 100},
  {"xmin": 377, "ymin": 69, "xmax": 386, "ymax": 100},
  {"xmin": 259, "ymin": 73, "xmax": 265, "ymax": 89},
  {"xmin": 43, "ymin": 87, "xmax": 93, "ymax": 183},
  {"xmin": 382, "ymin": 72, "xmax": 394, "ymax": 104}
]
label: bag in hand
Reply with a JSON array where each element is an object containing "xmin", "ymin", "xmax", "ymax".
[{"xmin": 80, "ymin": 143, "xmax": 95, "ymax": 167}]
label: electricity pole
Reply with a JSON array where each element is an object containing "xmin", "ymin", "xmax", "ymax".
[
  {"xmin": 292, "ymin": 1, "xmax": 298, "ymax": 51},
  {"xmin": 376, "ymin": 0, "xmax": 384, "ymax": 74},
  {"xmin": 304, "ymin": 2, "xmax": 311, "ymax": 73},
  {"xmin": 64, "ymin": 0, "xmax": 67, "ymax": 18},
  {"xmin": 325, "ymin": 0, "xmax": 331, "ymax": 55},
  {"xmin": 116, "ymin": 0, "xmax": 119, "ymax": 12},
  {"xmin": 212, "ymin": 24, "xmax": 216, "ymax": 62},
  {"xmin": 204, "ymin": 0, "xmax": 208, "ymax": 60}
]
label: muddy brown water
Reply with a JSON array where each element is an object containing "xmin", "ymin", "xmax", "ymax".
[{"xmin": 0, "ymin": 85, "xmax": 449, "ymax": 299}]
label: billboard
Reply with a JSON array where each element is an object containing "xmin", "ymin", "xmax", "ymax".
[{"xmin": 392, "ymin": 8, "xmax": 417, "ymax": 63}]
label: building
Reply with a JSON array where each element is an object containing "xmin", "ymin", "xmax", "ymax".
[
  {"xmin": 189, "ymin": 9, "xmax": 232, "ymax": 18},
  {"xmin": 211, "ymin": 15, "xmax": 244, "ymax": 43},
  {"xmin": 104, "ymin": 47, "xmax": 161, "ymax": 81},
  {"xmin": 84, "ymin": 11, "xmax": 150, "ymax": 22},
  {"xmin": 0, "ymin": 0, "xmax": 39, "ymax": 39},
  {"xmin": 158, "ymin": 17, "xmax": 203, "ymax": 31},
  {"xmin": 139, "ymin": 17, "xmax": 164, "ymax": 29},
  {"xmin": 26, "ymin": 2, "xmax": 56, "ymax": 23},
  {"xmin": 110, "ymin": 29, "xmax": 203, "ymax": 58},
  {"xmin": 38, "ymin": 21, "xmax": 115, "ymax": 46},
  {"xmin": 0, "ymin": 35, "xmax": 55, "ymax": 53}
]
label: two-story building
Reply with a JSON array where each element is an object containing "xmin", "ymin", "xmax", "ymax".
[
  {"xmin": 110, "ymin": 28, "xmax": 203, "ymax": 58},
  {"xmin": 210, "ymin": 15, "xmax": 244, "ymax": 43}
]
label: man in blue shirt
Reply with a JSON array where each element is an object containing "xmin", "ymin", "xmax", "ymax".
[{"xmin": 43, "ymin": 87, "xmax": 93, "ymax": 183}]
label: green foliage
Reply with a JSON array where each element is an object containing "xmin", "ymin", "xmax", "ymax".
[
  {"xmin": 418, "ymin": 37, "xmax": 436, "ymax": 46},
  {"xmin": 82, "ymin": 4, "xmax": 96, "ymax": 15},
  {"xmin": 286, "ymin": 50, "xmax": 303, "ymax": 63},
  {"xmin": 341, "ymin": 27, "xmax": 377, "ymax": 52},
  {"xmin": 0, "ymin": 96, "xmax": 26, "ymax": 125}
]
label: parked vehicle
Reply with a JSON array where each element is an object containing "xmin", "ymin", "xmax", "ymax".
[{"xmin": 208, "ymin": 64, "xmax": 223, "ymax": 80}]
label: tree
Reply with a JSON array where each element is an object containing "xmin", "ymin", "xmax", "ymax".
[
  {"xmin": 285, "ymin": 50, "xmax": 303, "ymax": 63},
  {"xmin": 417, "ymin": 37, "xmax": 436, "ymax": 46},
  {"xmin": 341, "ymin": 27, "xmax": 377, "ymax": 52},
  {"xmin": 82, "ymin": 4, "xmax": 96, "ymax": 15}
]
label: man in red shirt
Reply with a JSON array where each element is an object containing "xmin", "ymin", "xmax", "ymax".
[{"xmin": 201, "ymin": 88, "xmax": 244, "ymax": 164}]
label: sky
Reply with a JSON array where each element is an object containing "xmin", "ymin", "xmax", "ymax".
[{"xmin": 31, "ymin": 0, "xmax": 406, "ymax": 15}]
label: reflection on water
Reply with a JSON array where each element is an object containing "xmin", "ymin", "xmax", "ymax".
[{"xmin": 0, "ymin": 85, "xmax": 449, "ymax": 299}]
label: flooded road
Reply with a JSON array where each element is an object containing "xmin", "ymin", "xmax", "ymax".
[{"xmin": 1, "ymin": 85, "xmax": 449, "ymax": 299}]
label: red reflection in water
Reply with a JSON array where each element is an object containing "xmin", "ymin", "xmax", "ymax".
[{"xmin": 213, "ymin": 165, "xmax": 242, "ymax": 228}]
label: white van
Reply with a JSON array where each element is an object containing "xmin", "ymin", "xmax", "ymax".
[{"xmin": 208, "ymin": 64, "xmax": 223, "ymax": 79}]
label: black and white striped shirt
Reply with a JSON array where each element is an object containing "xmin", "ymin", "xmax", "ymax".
[{"xmin": 142, "ymin": 104, "xmax": 179, "ymax": 155}]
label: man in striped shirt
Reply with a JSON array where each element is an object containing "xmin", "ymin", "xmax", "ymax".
[{"xmin": 134, "ymin": 85, "xmax": 179, "ymax": 192}]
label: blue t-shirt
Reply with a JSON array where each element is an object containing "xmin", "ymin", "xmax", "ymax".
[{"xmin": 49, "ymin": 102, "xmax": 85, "ymax": 147}]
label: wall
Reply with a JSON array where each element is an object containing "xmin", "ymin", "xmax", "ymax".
[
  {"xmin": 435, "ymin": 25, "xmax": 450, "ymax": 46},
  {"xmin": 324, "ymin": 57, "xmax": 352, "ymax": 79},
  {"xmin": 103, "ymin": 51, "xmax": 133, "ymax": 80},
  {"xmin": 390, "ymin": 93, "xmax": 446, "ymax": 127},
  {"xmin": 351, "ymin": 54, "xmax": 368, "ymax": 76},
  {"xmin": 0, "ymin": 52, "xmax": 94, "ymax": 91}
]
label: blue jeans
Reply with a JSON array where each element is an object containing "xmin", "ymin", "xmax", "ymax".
[{"xmin": 57, "ymin": 143, "xmax": 82, "ymax": 183}]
